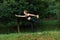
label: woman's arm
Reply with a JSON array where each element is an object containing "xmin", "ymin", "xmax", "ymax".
[
  {"xmin": 15, "ymin": 14, "xmax": 27, "ymax": 17},
  {"xmin": 28, "ymin": 13, "xmax": 36, "ymax": 16},
  {"xmin": 28, "ymin": 13, "xmax": 39, "ymax": 18}
]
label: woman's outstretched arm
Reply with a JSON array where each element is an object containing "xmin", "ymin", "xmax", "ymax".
[
  {"xmin": 28, "ymin": 13, "xmax": 39, "ymax": 18},
  {"xmin": 15, "ymin": 14, "xmax": 27, "ymax": 17}
]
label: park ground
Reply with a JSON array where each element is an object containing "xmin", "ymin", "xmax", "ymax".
[{"xmin": 0, "ymin": 31, "xmax": 60, "ymax": 40}]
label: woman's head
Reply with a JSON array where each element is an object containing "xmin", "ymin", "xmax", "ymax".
[
  {"xmin": 24, "ymin": 10, "xmax": 28, "ymax": 12},
  {"xmin": 24, "ymin": 10, "xmax": 28, "ymax": 14}
]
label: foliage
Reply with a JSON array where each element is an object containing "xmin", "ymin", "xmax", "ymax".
[{"xmin": 0, "ymin": 0, "xmax": 60, "ymax": 33}]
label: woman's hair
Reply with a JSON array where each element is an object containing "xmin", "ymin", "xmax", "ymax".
[
  {"xmin": 24, "ymin": 10, "xmax": 30, "ymax": 13},
  {"xmin": 24, "ymin": 9, "xmax": 28, "ymax": 11}
]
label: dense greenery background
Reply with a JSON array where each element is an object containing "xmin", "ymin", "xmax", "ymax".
[{"xmin": 0, "ymin": 0, "xmax": 60, "ymax": 33}]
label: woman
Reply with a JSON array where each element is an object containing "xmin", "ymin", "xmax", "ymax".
[
  {"xmin": 15, "ymin": 10, "xmax": 39, "ymax": 20},
  {"xmin": 15, "ymin": 10, "xmax": 39, "ymax": 32}
]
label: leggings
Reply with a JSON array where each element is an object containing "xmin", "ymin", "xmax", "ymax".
[{"xmin": 29, "ymin": 18, "xmax": 40, "ymax": 32}]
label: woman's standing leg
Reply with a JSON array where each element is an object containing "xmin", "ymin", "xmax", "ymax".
[{"xmin": 30, "ymin": 21, "xmax": 34, "ymax": 32}]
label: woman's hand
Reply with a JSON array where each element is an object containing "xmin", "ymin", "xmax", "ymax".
[{"xmin": 36, "ymin": 15, "xmax": 39, "ymax": 18}]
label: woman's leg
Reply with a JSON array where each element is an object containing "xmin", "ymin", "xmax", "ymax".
[{"xmin": 30, "ymin": 21, "xmax": 34, "ymax": 32}]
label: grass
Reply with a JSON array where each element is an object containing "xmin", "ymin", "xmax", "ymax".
[{"xmin": 0, "ymin": 31, "xmax": 60, "ymax": 40}]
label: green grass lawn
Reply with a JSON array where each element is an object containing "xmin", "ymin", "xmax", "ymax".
[{"xmin": 0, "ymin": 31, "xmax": 60, "ymax": 40}]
